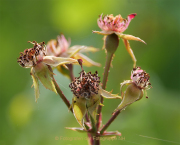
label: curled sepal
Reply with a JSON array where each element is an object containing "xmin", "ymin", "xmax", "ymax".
[
  {"xmin": 92, "ymin": 30, "xmax": 114, "ymax": 35},
  {"xmin": 69, "ymin": 45, "xmax": 99, "ymax": 53},
  {"xmin": 30, "ymin": 68, "xmax": 39, "ymax": 102},
  {"xmin": 86, "ymin": 94, "xmax": 100, "ymax": 122},
  {"xmin": 65, "ymin": 127, "xmax": 87, "ymax": 133},
  {"xmin": 73, "ymin": 53, "xmax": 101, "ymax": 67},
  {"xmin": 68, "ymin": 46, "xmax": 84, "ymax": 58},
  {"xmin": 33, "ymin": 63, "xmax": 57, "ymax": 94},
  {"xmin": 100, "ymin": 88, "xmax": 122, "ymax": 99},
  {"xmin": 101, "ymin": 131, "xmax": 121, "ymax": 137},
  {"xmin": 87, "ymin": 111, "xmax": 97, "ymax": 132},
  {"xmin": 114, "ymin": 83, "xmax": 143, "ymax": 112},
  {"xmin": 72, "ymin": 95, "xmax": 87, "ymax": 127},
  {"xmin": 116, "ymin": 33, "xmax": 146, "ymax": 44},
  {"xmin": 43, "ymin": 56, "xmax": 78, "ymax": 67},
  {"xmin": 123, "ymin": 39, "xmax": 137, "ymax": 68}
]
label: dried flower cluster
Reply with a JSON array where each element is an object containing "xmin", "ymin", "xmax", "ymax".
[
  {"xmin": 131, "ymin": 67, "xmax": 151, "ymax": 90},
  {"xmin": 17, "ymin": 41, "xmax": 46, "ymax": 68},
  {"xmin": 69, "ymin": 70, "xmax": 100, "ymax": 100}
]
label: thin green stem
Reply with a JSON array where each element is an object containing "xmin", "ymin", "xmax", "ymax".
[
  {"xmin": 102, "ymin": 52, "xmax": 114, "ymax": 89},
  {"xmin": 52, "ymin": 77, "xmax": 73, "ymax": 113},
  {"xmin": 100, "ymin": 110, "xmax": 120, "ymax": 134},
  {"xmin": 96, "ymin": 52, "xmax": 114, "ymax": 127}
]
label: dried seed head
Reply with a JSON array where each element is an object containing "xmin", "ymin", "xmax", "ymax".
[
  {"xmin": 17, "ymin": 41, "xmax": 46, "ymax": 68},
  {"xmin": 69, "ymin": 70, "xmax": 100, "ymax": 99},
  {"xmin": 131, "ymin": 67, "xmax": 151, "ymax": 90}
]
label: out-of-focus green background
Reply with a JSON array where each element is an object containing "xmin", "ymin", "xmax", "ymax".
[{"xmin": 0, "ymin": 0, "xmax": 180, "ymax": 145}]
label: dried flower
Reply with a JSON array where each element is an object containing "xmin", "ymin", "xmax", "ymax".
[
  {"xmin": 17, "ymin": 41, "xmax": 78, "ymax": 102},
  {"xmin": 114, "ymin": 67, "xmax": 151, "ymax": 112},
  {"xmin": 93, "ymin": 14, "xmax": 146, "ymax": 67},
  {"xmin": 69, "ymin": 70, "xmax": 121, "ymax": 127},
  {"xmin": 97, "ymin": 13, "xmax": 136, "ymax": 34},
  {"xmin": 46, "ymin": 34, "xmax": 101, "ymax": 69}
]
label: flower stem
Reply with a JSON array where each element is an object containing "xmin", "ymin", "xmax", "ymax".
[
  {"xmin": 102, "ymin": 52, "xmax": 113, "ymax": 89},
  {"xmin": 100, "ymin": 110, "xmax": 120, "ymax": 134},
  {"xmin": 52, "ymin": 77, "xmax": 73, "ymax": 113},
  {"xmin": 67, "ymin": 64, "xmax": 75, "ymax": 82},
  {"xmin": 96, "ymin": 52, "xmax": 114, "ymax": 126}
]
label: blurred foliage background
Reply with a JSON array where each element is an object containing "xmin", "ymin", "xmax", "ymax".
[{"xmin": 0, "ymin": 0, "xmax": 180, "ymax": 145}]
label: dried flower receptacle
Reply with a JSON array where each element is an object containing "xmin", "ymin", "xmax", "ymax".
[
  {"xmin": 93, "ymin": 13, "xmax": 146, "ymax": 67},
  {"xmin": 17, "ymin": 41, "xmax": 77, "ymax": 102},
  {"xmin": 114, "ymin": 67, "xmax": 151, "ymax": 112},
  {"xmin": 69, "ymin": 70, "xmax": 121, "ymax": 127}
]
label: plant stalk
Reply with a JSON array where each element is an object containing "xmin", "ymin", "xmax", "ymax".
[
  {"xmin": 52, "ymin": 77, "xmax": 73, "ymax": 113},
  {"xmin": 100, "ymin": 110, "xmax": 120, "ymax": 134},
  {"xmin": 96, "ymin": 52, "xmax": 114, "ymax": 127},
  {"xmin": 67, "ymin": 64, "xmax": 75, "ymax": 82}
]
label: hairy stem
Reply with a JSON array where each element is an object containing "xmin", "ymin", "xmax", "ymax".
[
  {"xmin": 100, "ymin": 110, "xmax": 120, "ymax": 134},
  {"xmin": 52, "ymin": 77, "xmax": 73, "ymax": 113}
]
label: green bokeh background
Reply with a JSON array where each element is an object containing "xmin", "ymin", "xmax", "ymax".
[{"xmin": 0, "ymin": 0, "xmax": 180, "ymax": 145}]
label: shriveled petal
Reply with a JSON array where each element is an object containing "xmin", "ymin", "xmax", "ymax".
[
  {"xmin": 57, "ymin": 34, "xmax": 70, "ymax": 53},
  {"xmin": 123, "ymin": 39, "xmax": 137, "ymax": 68},
  {"xmin": 119, "ymin": 13, "xmax": 136, "ymax": 33},
  {"xmin": 30, "ymin": 68, "xmax": 39, "ymax": 102},
  {"xmin": 116, "ymin": 33, "xmax": 146, "ymax": 44},
  {"xmin": 100, "ymin": 88, "xmax": 122, "ymax": 99},
  {"xmin": 33, "ymin": 63, "xmax": 57, "ymax": 94},
  {"xmin": 72, "ymin": 95, "xmax": 87, "ymax": 127},
  {"xmin": 43, "ymin": 56, "xmax": 78, "ymax": 67},
  {"xmin": 65, "ymin": 127, "xmax": 87, "ymax": 133},
  {"xmin": 73, "ymin": 53, "xmax": 101, "ymax": 67},
  {"xmin": 92, "ymin": 30, "xmax": 114, "ymax": 35},
  {"xmin": 69, "ymin": 45, "xmax": 99, "ymax": 53},
  {"xmin": 114, "ymin": 83, "xmax": 143, "ymax": 112}
]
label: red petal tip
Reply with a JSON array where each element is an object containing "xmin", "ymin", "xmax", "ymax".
[{"xmin": 128, "ymin": 13, "xmax": 137, "ymax": 19}]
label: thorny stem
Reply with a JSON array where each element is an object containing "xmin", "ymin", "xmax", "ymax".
[
  {"xmin": 52, "ymin": 77, "xmax": 73, "ymax": 113},
  {"xmin": 100, "ymin": 110, "xmax": 120, "ymax": 134}
]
